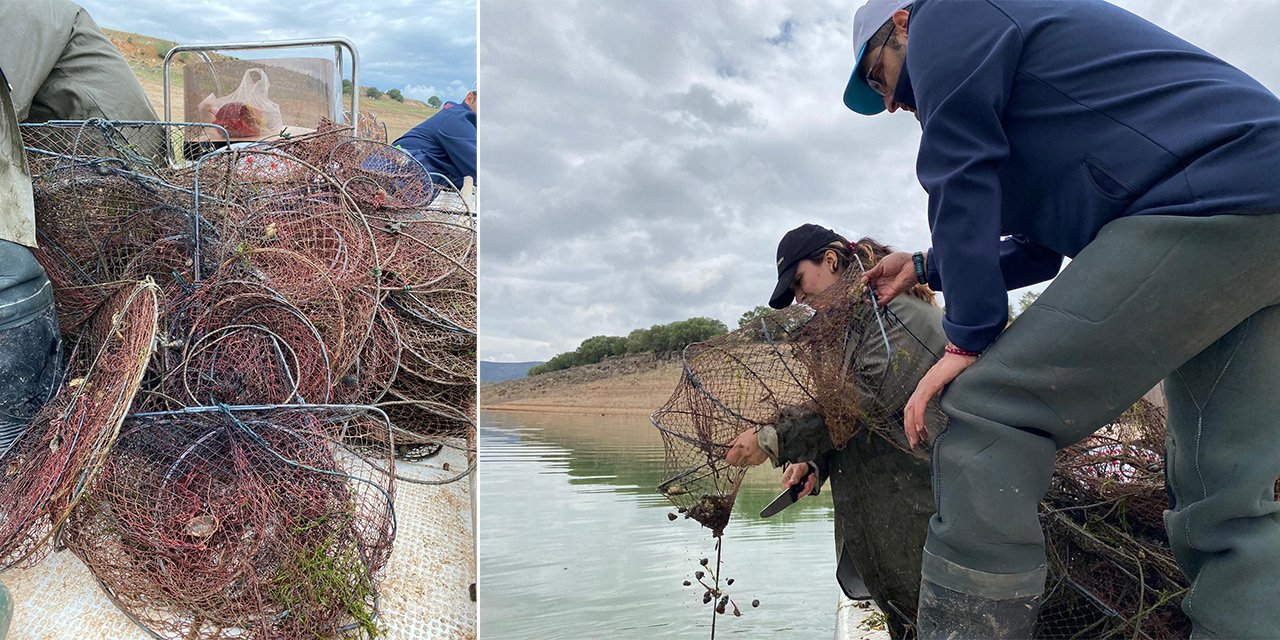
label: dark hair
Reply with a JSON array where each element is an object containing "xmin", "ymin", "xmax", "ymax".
[
  {"xmin": 801, "ymin": 233, "xmax": 936, "ymax": 305},
  {"xmin": 874, "ymin": 4, "xmax": 913, "ymax": 46},
  {"xmin": 861, "ymin": 8, "xmax": 912, "ymax": 76},
  {"xmin": 869, "ymin": 19, "xmax": 896, "ymax": 51}
]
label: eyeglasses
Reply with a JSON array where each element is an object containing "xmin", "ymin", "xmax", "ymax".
[{"xmin": 862, "ymin": 24, "xmax": 895, "ymax": 98}]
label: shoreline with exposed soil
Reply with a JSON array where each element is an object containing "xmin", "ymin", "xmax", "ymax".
[{"xmin": 479, "ymin": 353, "xmax": 683, "ymax": 417}]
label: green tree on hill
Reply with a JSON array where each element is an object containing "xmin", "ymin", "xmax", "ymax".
[
  {"xmin": 737, "ymin": 305, "xmax": 773, "ymax": 329},
  {"xmin": 577, "ymin": 335, "xmax": 629, "ymax": 363},
  {"xmin": 527, "ymin": 317, "xmax": 729, "ymax": 376},
  {"xmin": 342, "ymin": 80, "xmax": 353, "ymax": 95},
  {"xmin": 387, "ymin": 88, "xmax": 404, "ymax": 103},
  {"xmin": 624, "ymin": 317, "xmax": 727, "ymax": 355},
  {"xmin": 624, "ymin": 327, "xmax": 654, "ymax": 354},
  {"xmin": 365, "ymin": 86, "xmax": 383, "ymax": 99},
  {"xmin": 428, "ymin": 96, "xmax": 442, "ymax": 108}
]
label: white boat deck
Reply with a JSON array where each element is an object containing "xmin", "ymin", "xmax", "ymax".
[{"xmin": 834, "ymin": 594, "xmax": 893, "ymax": 640}]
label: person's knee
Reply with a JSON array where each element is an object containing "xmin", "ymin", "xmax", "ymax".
[{"xmin": 930, "ymin": 411, "xmax": 1056, "ymax": 554}]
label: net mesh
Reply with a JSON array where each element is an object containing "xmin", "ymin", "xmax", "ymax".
[
  {"xmin": 62, "ymin": 405, "xmax": 396, "ymax": 639},
  {"xmin": 21, "ymin": 118, "xmax": 475, "ymax": 443},
  {"xmin": 20, "ymin": 119, "xmax": 230, "ymax": 175},
  {"xmin": 654, "ymin": 267, "xmax": 1198, "ymax": 638},
  {"xmin": 653, "ymin": 266, "xmax": 943, "ymax": 536},
  {"xmin": 652, "ymin": 305, "xmax": 816, "ymax": 536},
  {"xmin": 0, "ymin": 281, "xmax": 159, "ymax": 570},
  {"xmin": 1, "ymin": 119, "xmax": 474, "ymax": 636},
  {"xmin": 29, "ymin": 162, "xmax": 206, "ymax": 332},
  {"xmin": 1036, "ymin": 400, "xmax": 1190, "ymax": 639}
]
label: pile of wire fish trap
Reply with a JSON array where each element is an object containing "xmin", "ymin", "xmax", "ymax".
[
  {"xmin": 653, "ymin": 265, "xmax": 1204, "ymax": 639},
  {"xmin": 0, "ymin": 118, "xmax": 475, "ymax": 638}
]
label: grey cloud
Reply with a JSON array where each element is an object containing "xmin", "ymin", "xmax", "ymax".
[
  {"xmin": 476, "ymin": 0, "xmax": 1280, "ymax": 361},
  {"xmin": 480, "ymin": 1, "xmax": 941, "ymax": 359},
  {"xmin": 768, "ymin": 19, "xmax": 797, "ymax": 47},
  {"xmin": 661, "ymin": 83, "xmax": 758, "ymax": 131}
]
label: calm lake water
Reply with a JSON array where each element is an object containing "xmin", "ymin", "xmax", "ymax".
[{"xmin": 479, "ymin": 410, "xmax": 846, "ymax": 639}]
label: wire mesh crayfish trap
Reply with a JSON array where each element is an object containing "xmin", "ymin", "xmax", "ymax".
[
  {"xmin": 329, "ymin": 139, "xmax": 440, "ymax": 210},
  {"xmin": 19, "ymin": 118, "xmax": 476, "ymax": 449},
  {"xmin": 652, "ymin": 304, "xmax": 818, "ymax": 536},
  {"xmin": 28, "ymin": 162, "xmax": 209, "ymax": 333},
  {"xmin": 1035, "ymin": 399, "xmax": 1192, "ymax": 639},
  {"xmin": 169, "ymin": 279, "xmax": 337, "ymax": 407},
  {"xmin": 61, "ymin": 404, "xmax": 397, "ymax": 640},
  {"xmin": 19, "ymin": 119, "xmax": 230, "ymax": 176},
  {"xmin": 7, "ymin": 117, "xmax": 475, "ymax": 635},
  {"xmin": 0, "ymin": 280, "xmax": 159, "ymax": 570},
  {"xmin": 653, "ymin": 266, "xmax": 944, "ymax": 535},
  {"xmin": 186, "ymin": 130, "xmax": 478, "ymax": 446}
]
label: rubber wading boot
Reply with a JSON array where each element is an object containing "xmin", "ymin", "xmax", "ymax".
[{"xmin": 916, "ymin": 579, "xmax": 1041, "ymax": 640}]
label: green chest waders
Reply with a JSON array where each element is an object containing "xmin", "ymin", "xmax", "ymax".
[{"xmin": 920, "ymin": 214, "xmax": 1280, "ymax": 639}]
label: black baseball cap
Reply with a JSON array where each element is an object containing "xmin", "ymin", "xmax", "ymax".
[{"xmin": 769, "ymin": 224, "xmax": 841, "ymax": 309}]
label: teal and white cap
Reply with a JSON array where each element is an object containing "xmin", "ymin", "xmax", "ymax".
[{"xmin": 843, "ymin": 0, "xmax": 913, "ymax": 115}]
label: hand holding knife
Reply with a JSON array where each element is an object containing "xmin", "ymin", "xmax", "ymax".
[{"xmin": 760, "ymin": 461, "xmax": 819, "ymax": 518}]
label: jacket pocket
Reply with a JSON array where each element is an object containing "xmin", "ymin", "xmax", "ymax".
[{"xmin": 1084, "ymin": 156, "xmax": 1135, "ymax": 201}]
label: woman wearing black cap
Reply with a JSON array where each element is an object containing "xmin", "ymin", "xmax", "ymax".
[{"xmin": 725, "ymin": 224, "xmax": 947, "ymax": 639}]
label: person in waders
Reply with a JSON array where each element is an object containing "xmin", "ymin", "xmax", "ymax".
[
  {"xmin": 845, "ymin": 1, "xmax": 1280, "ymax": 637},
  {"xmin": 726, "ymin": 224, "xmax": 948, "ymax": 639},
  {"xmin": 0, "ymin": 72, "xmax": 62, "ymax": 475}
]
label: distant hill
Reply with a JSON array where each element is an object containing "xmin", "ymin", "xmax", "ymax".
[
  {"xmin": 480, "ymin": 354, "xmax": 679, "ymax": 416},
  {"xmin": 480, "ymin": 361, "xmax": 545, "ymax": 383}
]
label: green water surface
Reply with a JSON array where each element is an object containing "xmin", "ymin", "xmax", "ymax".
[{"xmin": 479, "ymin": 411, "xmax": 847, "ymax": 639}]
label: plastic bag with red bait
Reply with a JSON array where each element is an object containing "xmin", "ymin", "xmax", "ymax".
[{"xmin": 197, "ymin": 68, "xmax": 284, "ymax": 139}]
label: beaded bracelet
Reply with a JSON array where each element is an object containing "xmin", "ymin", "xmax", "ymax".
[
  {"xmin": 944, "ymin": 344, "xmax": 982, "ymax": 358},
  {"xmin": 911, "ymin": 251, "xmax": 927, "ymax": 285}
]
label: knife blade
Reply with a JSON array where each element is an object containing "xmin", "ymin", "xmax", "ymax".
[{"xmin": 759, "ymin": 470, "xmax": 817, "ymax": 518}]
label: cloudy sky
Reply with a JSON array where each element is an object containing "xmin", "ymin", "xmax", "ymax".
[
  {"xmin": 78, "ymin": 0, "xmax": 475, "ymax": 104},
  {"xmin": 478, "ymin": 0, "xmax": 1280, "ymax": 363}
]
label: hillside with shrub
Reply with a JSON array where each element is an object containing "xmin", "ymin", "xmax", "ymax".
[{"xmin": 526, "ymin": 317, "xmax": 728, "ymax": 376}]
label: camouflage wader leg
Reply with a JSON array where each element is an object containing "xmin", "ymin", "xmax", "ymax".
[{"xmin": 920, "ymin": 214, "xmax": 1280, "ymax": 638}]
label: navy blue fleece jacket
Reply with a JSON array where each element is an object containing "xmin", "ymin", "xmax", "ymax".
[
  {"xmin": 394, "ymin": 103, "xmax": 477, "ymax": 188},
  {"xmin": 893, "ymin": 0, "xmax": 1280, "ymax": 351}
]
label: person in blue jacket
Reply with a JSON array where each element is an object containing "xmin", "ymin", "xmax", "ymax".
[
  {"xmin": 846, "ymin": 0, "xmax": 1280, "ymax": 637},
  {"xmin": 394, "ymin": 88, "xmax": 477, "ymax": 188}
]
